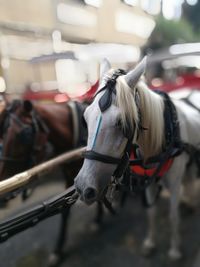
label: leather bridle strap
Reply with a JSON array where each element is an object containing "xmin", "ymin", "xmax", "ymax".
[
  {"xmin": 83, "ymin": 150, "xmax": 121, "ymax": 165},
  {"xmin": 83, "ymin": 139, "xmax": 133, "ymax": 180},
  {"xmin": 82, "ymin": 69, "xmax": 133, "ymax": 176}
]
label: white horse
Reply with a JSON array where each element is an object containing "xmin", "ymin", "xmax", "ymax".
[{"xmin": 75, "ymin": 57, "xmax": 200, "ymax": 260}]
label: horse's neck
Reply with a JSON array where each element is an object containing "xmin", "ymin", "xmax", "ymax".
[
  {"xmin": 136, "ymin": 83, "xmax": 165, "ymax": 159},
  {"xmin": 34, "ymin": 103, "xmax": 73, "ymax": 152}
]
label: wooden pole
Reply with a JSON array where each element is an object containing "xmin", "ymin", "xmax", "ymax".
[{"xmin": 0, "ymin": 146, "xmax": 86, "ymax": 195}]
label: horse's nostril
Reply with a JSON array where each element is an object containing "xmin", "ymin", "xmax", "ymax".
[
  {"xmin": 75, "ymin": 186, "xmax": 82, "ymax": 195},
  {"xmin": 83, "ymin": 187, "xmax": 97, "ymax": 202},
  {"xmin": 74, "ymin": 178, "xmax": 82, "ymax": 195}
]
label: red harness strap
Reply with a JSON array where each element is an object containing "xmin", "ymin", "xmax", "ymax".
[{"xmin": 130, "ymin": 150, "xmax": 174, "ymax": 178}]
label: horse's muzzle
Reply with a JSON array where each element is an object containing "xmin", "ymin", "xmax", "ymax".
[{"xmin": 75, "ymin": 177, "xmax": 97, "ymax": 205}]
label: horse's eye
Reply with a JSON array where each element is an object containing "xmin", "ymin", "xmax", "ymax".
[{"xmin": 116, "ymin": 118, "xmax": 122, "ymax": 128}]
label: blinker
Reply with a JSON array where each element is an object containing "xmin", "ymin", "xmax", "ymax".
[
  {"xmin": 98, "ymin": 69, "xmax": 126, "ymax": 112},
  {"xmin": 99, "ymin": 88, "xmax": 113, "ymax": 112}
]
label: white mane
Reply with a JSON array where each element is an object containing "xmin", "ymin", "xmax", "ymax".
[{"xmin": 115, "ymin": 77, "xmax": 165, "ymax": 159}]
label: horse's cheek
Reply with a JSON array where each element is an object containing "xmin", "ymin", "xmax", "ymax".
[{"xmin": 116, "ymin": 138, "xmax": 127, "ymax": 155}]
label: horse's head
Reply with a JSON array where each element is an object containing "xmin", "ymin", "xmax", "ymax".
[
  {"xmin": 75, "ymin": 58, "xmax": 147, "ymax": 204},
  {"xmin": 0, "ymin": 99, "xmax": 48, "ymax": 179}
]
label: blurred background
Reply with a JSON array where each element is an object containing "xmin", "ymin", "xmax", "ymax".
[
  {"xmin": 0, "ymin": 0, "xmax": 200, "ymax": 102},
  {"xmin": 0, "ymin": 1, "xmax": 200, "ymax": 267}
]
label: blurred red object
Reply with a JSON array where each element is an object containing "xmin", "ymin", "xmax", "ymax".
[
  {"xmin": 23, "ymin": 89, "xmax": 70, "ymax": 102},
  {"xmin": 23, "ymin": 80, "xmax": 99, "ymax": 103},
  {"xmin": 75, "ymin": 80, "xmax": 99, "ymax": 102},
  {"xmin": 150, "ymin": 73, "xmax": 200, "ymax": 92}
]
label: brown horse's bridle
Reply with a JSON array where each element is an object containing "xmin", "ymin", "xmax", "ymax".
[{"xmin": 0, "ymin": 104, "xmax": 49, "ymax": 165}]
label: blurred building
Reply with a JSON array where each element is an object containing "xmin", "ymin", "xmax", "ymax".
[{"xmin": 0, "ymin": 0, "xmax": 156, "ymax": 96}]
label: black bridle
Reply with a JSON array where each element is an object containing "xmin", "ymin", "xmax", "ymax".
[
  {"xmin": 83, "ymin": 69, "xmax": 134, "ymax": 180},
  {"xmin": 0, "ymin": 101, "xmax": 49, "ymax": 165},
  {"xmin": 81, "ymin": 71, "xmax": 186, "ymax": 207}
]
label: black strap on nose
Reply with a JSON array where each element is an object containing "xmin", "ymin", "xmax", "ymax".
[
  {"xmin": 83, "ymin": 139, "xmax": 133, "ymax": 180},
  {"xmin": 83, "ymin": 150, "xmax": 121, "ymax": 165}
]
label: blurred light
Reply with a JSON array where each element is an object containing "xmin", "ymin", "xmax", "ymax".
[
  {"xmin": 54, "ymin": 94, "xmax": 69, "ymax": 103},
  {"xmin": 169, "ymin": 43, "xmax": 200, "ymax": 55},
  {"xmin": 143, "ymin": 0, "xmax": 161, "ymax": 15},
  {"xmin": 123, "ymin": 0, "xmax": 138, "ymax": 6},
  {"xmin": 0, "ymin": 35, "xmax": 54, "ymax": 61},
  {"xmin": 186, "ymin": 0, "xmax": 198, "ymax": 5},
  {"xmin": 57, "ymin": 3, "xmax": 97, "ymax": 27},
  {"xmin": 194, "ymin": 70, "xmax": 200, "ymax": 77},
  {"xmin": 0, "ymin": 77, "xmax": 6, "ymax": 93},
  {"xmin": 76, "ymin": 43, "xmax": 140, "ymax": 63},
  {"xmin": 77, "ymin": 52, "xmax": 90, "ymax": 61},
  {"xmin": 56, "ymin": 59, "xmax": 76, "ymax": 83},
  {"xmin": 176, "ymin": 77, "xmax": 184, "ymax": 85},
  {"xmin": 162, "ymin": 0, "xmax": 175, "ymax": 19},
  {"xmin": 1, "ymin": 57, "xmax": 10, "ymax": 69},
  {"xmin": 141, "ymin": 0, "xmax": 161, "ymax": 14},
  {"xmin": 31, "ymin": 83, "xmax": 41, "ymax": 92},
  {"xmin": 151, "ymin": 78, "xmax": 163, "ymax": 87},
  {"xmin": 52, "ymin": 30, "xmax": 62, "ymax": 53},
  {"xmin": 115, "ymin": 10, "xmax": 155, "ymax": 38},
  {"xmin": 84, "ymin": 0, "xmax": 102, "ymax": 8},
  {"xmin": 55, "ymin": 59, "xmax": 86, "ymax": 94},
  {"xmin": 52, "ymin": 31, "xmax": 61, "ymax": 42},
  {"xmin": 163, "ymin": 55, "xmax": 200, "ymax": 69},
  {"xmin": 31, "ymin": 81, "xmax": 58, "ymax": 92},
  {"xmin": 162, "ymin": 0, "xmax": 184, "ymax": 20},
  {"xmin": 140, "ymin": 0, "xmax": 147, "ymax": 10}
]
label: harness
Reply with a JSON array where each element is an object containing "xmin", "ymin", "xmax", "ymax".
[
  {"xmin": 181, "ymin": 91, "xmax": 200, "ymax": 113},
  {"xmin": 128, "ymin": 91, "xmax": 183, "ymax": 185},
  {"xmin": 0, "ymin": 101, "xmax": 51, "ymax": 201},
  {"xmin": 0, "ymin": 100, "xmax": 49, "ymax": 166},
  {"xmin": 83, "ymin": 69, "xmax": 133, "ymax": 178},
  {"xmin": 83, "ymin": 70, "xmax": 185, "ymax": 207}
]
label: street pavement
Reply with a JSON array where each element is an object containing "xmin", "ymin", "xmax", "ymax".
[{"xmin": 0, "ymin": 168, "xmax": 199, "ymax": 267}]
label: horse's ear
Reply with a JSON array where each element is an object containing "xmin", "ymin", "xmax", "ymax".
[
  {"xmin": 124, "ymin": 56, "xmax": 147, "ymax": 89},
  {"xmin": 100, "ymin": 58, "xmax": 111, "ymax": 81},
  {"xmin": 23, "ymin": 100, "xmax": 33, "ymax": 113}
]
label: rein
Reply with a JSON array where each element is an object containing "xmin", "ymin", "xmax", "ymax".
[{"xmin": 0, "ymin": 185, "xmax": 78, "ymax": 242}]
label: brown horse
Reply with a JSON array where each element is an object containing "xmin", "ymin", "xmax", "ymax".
[
  {"xmin": 0, "ymin": 99, "xmax": 103, "ymax": 263},
  {"xmin": 0, "ymin": 100, "xmax": 79, "ymax": 181}
]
